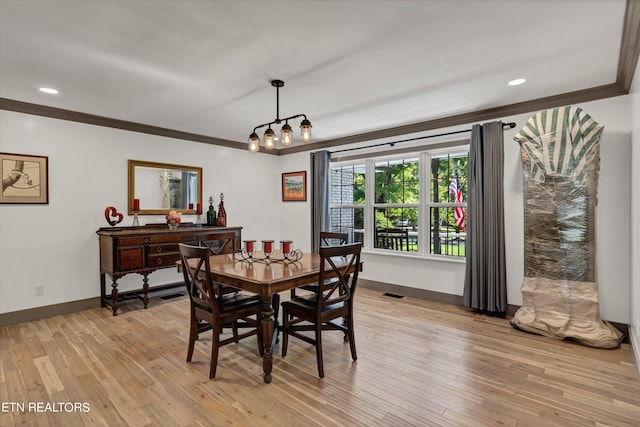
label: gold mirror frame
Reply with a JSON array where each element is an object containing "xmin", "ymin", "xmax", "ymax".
[{"xmin": 127, "ymin": 160, "xmax": 202, "ymax": 215}]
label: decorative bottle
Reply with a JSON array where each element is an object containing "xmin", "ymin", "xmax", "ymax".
[
  {"xmin": 206, "ymin": 196, "xmax": 216, "ymax": 226},
  {"xmin": 216, "ymin": 193, "xmax": 227, "ymax": 227}
]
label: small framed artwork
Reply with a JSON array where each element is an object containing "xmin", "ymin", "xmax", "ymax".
[
  {"xmin": 282, "ymin": 171, "xmax": 307, "ymax": 202},
  {"xmin": 0, "ymin": 152, "xmax": 49, "ymax": 204}
]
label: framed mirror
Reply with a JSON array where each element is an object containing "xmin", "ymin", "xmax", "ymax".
[{"xmin": 127, "ymin": 160, "xmax": 202, "ymax": 215}]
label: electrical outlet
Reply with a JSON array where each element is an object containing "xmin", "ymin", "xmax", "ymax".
[{"xmin": 34, "ymin": 284, "xmax": 44, "ymax": 296}]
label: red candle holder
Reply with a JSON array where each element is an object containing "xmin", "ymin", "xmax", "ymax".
[
  {"xmin": 262, "ymin": 240, "xmax": 274, "ymax": 257},
  {"xmin": 132, "ymin": 199, "xmax": 140, "ymax": 226},
  {"xmin": 196, "ymin": 203, "xmax": 202, "ymax": 215},
  {"xmin": 281, "ymin": 240, "xmax": 292, "ymax": 256},
  {"xmin": 244, "ymin": 240, "xmax": 256, "ymax": 256},
  {"xmin": 235, "ymin": 239, "xmax": 302, "ymax": 263}
]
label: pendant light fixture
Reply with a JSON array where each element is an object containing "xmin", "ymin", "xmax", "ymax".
[{"xmin": 248, "ymin": 79, "xmax": 312, "ymax": 152}]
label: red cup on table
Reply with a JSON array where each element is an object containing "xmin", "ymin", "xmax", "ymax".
[
  {"xmin": 262, "ymin": 240, "xmax": 274, "ymax": 256},
  {"xmin": 281, "ymin": 240, "xmax": 292, "ymax": 255}
]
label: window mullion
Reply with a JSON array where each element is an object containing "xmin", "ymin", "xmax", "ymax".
[
  {"xmin": 364, "ymin": 159, "xmax": 375, "ymax": 252},
  {"xmin": 419, "ymin": 152, "xmax": 429, "ymax": 257}
]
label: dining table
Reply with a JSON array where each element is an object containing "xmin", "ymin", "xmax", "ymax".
[{"xmin": 181, "ymin": 251, "xmax": 362, "ymax": 383}]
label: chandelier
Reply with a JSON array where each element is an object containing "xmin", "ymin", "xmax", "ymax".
[{"xmin": 248, "ymin": 79, "xmax": 312, "ymax": 152}]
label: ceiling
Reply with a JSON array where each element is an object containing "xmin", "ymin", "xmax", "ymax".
[{"xmin": 1, "ymin": 0, "xmax": 638, "ymax": 154}]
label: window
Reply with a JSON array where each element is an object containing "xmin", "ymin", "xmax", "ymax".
[
  {"xmin": 330, "ymin": 163, "xmax": 365, "ymax": 245},
  {"xmin": 373, "ymin": 156, "xmax": 419, "ymax": 252},
  {"xmin": 428, "ymin": 152, "xmax": 467, "ymax": 257},
  {"xmin": 330, "ymin": 147, "xmax": 468, "ymax": 259}
]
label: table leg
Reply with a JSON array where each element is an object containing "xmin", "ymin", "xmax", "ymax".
[
  {"xmin": 272, "ymin": 293, "xmax": 280, "ymax": 344},
  {"xmin": 260, "ymin": 297, "xmax": 275, "ymax": 383},
  {"xmin": 141, "ymin": 273, "xmax": 150, "ymax": 308},
  {"xmin": 100, "ymin": 273, "xmax": 107, "ymax": 308},
  {"xmin": 110, "ymin": 279, "xmax": 119, "ymax": 316}
]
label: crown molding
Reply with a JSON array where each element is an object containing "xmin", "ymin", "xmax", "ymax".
[
  {"xmin": 0, "ymin": 81, "xmax": 626, "ymax": 157},
  {"xmin": 0, "ymin": 97, "xmax": 247, "ymax": 151},
  {"xmin": 617, "ymin": 0, "xmax": 640, "ymax": 92},
  {"xmin": 281, "ymin": 83, "xmax": 626, "ymax": 154},
  {"xmin": 1, "ymin": 0, "xmax": 637, "ymax": 156}
]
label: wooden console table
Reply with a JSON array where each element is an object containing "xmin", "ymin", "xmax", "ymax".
[{"xmin": 96, "ymin": 224, "xmax": 242, "ymax": 315}]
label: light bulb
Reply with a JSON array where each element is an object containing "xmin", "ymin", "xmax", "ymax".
[
  {"xmin": 300, "ymin": 119, "xmax": 312, "ymax": 143},
  {"xmin": 248, "ymin": 133, "xmax": 260, "ymax": 152},
  {"xmin": 280, "ymin": 124, "xmax": 293, "ymax": 146},
  {"xmin": 264, "ymin": 128, "xmax": 275, "ymax": 150}
]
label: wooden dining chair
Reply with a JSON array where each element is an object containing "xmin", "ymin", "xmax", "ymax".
[
  {"xmin": 281, "ymin": 242, "xmax": 362, "ymax": 378},
  {"xmin": 320, "ymin": 231, "xmax": 348, "ymax": 247},
  {"xmin": 291, "ymin": 231, "xmax": 349, "ymax": 299},
  {"xmin": 197, "ymin": 232, "xmax": 239, "ymax": 296},
  {"xmin": 178, "ymin": 243, "xmax": 263, "ymax": 379},
  {"xmin": 197, "ymin": 231, "xmax": 237, "ymax": 255}
]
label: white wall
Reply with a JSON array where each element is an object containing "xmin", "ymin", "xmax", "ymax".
[
  {"xmin": 0, "ymin": 110, "xmax": 281, "ymax": 314},
  {"xmin": 281, "ymin": 95, "xmax": 633, "ymax": 324},
  {"xmin": 278, "ymin": 151, "xmax": 313, "ymax": 252},
  {"xmin": 630, "ymin": 63, "xmax": 640, "ymax": 347},
  {"xmin": 0, "ymin": 94, "xmax": 634, "ymax": 327}
]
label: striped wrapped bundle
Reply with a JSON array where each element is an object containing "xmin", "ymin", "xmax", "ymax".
[{"xmin": 510, "ymin": 106, "xmax": 623, "ymax": 348}]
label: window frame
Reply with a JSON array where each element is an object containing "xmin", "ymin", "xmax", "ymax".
[
  {"xmin": 424, "ymin": 147, "xmax": 469, "ymax": 259},
  {"xmin": 370, "ymin": 154, "xmax": 420, "ymax": 253},
  {"xmin": 328, "ymin": 161, "xmax": 367, "ymax": 246},
  {"xmin": 329, "ymin": 145, "xmax": 468, "ymax": 261}
]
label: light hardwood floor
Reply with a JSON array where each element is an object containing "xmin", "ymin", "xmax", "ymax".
[{"xmin": 1, "ymin": 287, "xmax": 639, "ymax": 426}]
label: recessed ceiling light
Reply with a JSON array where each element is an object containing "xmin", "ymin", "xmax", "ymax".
[
  {"xmin": 508, "ymin": 78, "xmax": 526, "ymax": 86},
  {"xmin": 39, "ymin": 87, "xmax": 59, "ymax": 94}
]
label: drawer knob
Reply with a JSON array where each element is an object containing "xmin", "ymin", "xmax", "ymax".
[
  {"xmin": 157, "ymin": 258, "xmax": 163, "ymax": 265},
  {"xmin": 144, "ymin": 238, "xmax": 150, "ymax": 244},
  {"xmin": 156, "ymin": 247, "xmax": 162, "ymax": 253}
]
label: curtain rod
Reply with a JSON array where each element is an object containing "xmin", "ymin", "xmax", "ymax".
[{"xmin": 329, "ymin": 122, "xmax": 517, "ymax": 154}]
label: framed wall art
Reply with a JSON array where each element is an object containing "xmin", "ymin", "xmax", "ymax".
[
  {"xmin": 282, "ymin": 171, "xmax": 306, "ymax": 202},
  {"xmin": 0, "ymin": 152, "xmax": 49, "ymax": 204}
]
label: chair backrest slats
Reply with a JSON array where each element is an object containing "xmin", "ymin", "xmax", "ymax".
[
  {"xmin": 179, "ymin": 243, "xmax": 221, "ymax": 316},
  {"xmin": 197, "ymin": 232, "xmax": 237, "ymax": 255},
  {"xmin": 320, "ymin": 231, "xmax": 348, "ymax": 248},
  {"xmin": 317, "ymin": 243, "xmax": 362, "ymax": 314}
]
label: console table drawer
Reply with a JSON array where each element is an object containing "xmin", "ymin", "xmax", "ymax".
[
  {"xmin": 117, "ymin": 247, "xmax": 144, "ymax": 271},
  {"xmin": 148, "ymin": 234, "xmax": 196, "ymax": 244},
  {"xmin": 118, "ymin": 237, "xmax": 146, "ymax": 246},
  {"xmin": 148, "ymin": 243, "xmax": 179, "ymax": 254},
  {"xmin": 147, "ymin": 252, "xmax": 180, "ymax": 267}
]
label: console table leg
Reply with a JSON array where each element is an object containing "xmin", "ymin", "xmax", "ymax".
[
  {"xmin": 141, "ymin": 274, "xmax": 150, "ymax": 308},
  {"xmin": 100, "ymin": 273, "xmax": 107, "ymax": 308},
  {"xmin": 110, "ymin": 280, "xmax": 119, "ymax": 316}
]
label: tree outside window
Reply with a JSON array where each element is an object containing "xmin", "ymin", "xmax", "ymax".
[
  {"xmin": 429, "ymin": 152, "xmax": 468, "ymax": 257},
  {"xmin": 330, "ymin": 148, "xmax": 468, "ymax": 259}
]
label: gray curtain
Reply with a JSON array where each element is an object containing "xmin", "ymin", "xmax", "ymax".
[
  {"xmin": 181, "ymin": 171, "xmax": 196, "ymax": 208},
  {"xmin": 310, "ymin": 150, "xmax": 330, "ymax": 253},
  {"xmin": 463, "ymin": 121, "xmax": 507, "ymax": 314}
]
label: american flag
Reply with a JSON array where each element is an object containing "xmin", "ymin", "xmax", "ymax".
[{"xmin": 449, "ymin": 164, "xmax": 465, "ymax": 230}]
